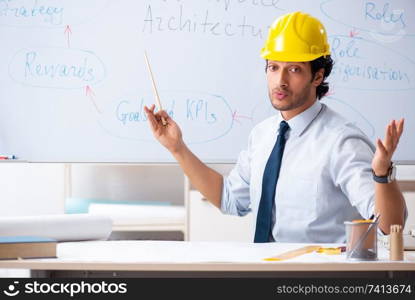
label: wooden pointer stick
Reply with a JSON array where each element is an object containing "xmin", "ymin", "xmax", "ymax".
[{"xmin": 144, "ymin": 51, "xmax": 167, "ymax": 126}]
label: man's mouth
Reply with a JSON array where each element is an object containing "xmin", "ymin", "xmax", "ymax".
[{"xmin": 273, "ymin": 90, "xmax": 288, "ymax": 100}]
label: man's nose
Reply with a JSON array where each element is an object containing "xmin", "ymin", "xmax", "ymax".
[{"xmin": 276, "ymin": 69, "xmax": 288, "ymax": 88}]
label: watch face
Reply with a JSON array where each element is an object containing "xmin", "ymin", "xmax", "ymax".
[{"xmin": 389, "ymin": 165, "xmax": 397, "ymax": 181}]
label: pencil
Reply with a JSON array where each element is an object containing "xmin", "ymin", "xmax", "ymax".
[{"xmin": 144, "ymin": 50, "xmax": 167, "ymax": 126}]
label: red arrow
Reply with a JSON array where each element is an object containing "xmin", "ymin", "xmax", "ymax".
[
  {"xmin": 232, "ymin": 110, "xmax": 253, "ymax": 125},
  {"xmin": 64, "ymin": 25, "xmax": 72, "ymax": 48},
  {"xmin": 85, "ymin": 85, "xmax": 101, "ymax": 114},
  {"xmin": 349, "ymin": 29, "xmax": 358, "ymax": 38},
  {"xmin": 324, "ymin": 90, "xmax": 335, "ymax": 97}
]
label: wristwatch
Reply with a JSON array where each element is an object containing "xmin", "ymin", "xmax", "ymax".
[{"xmin": 372, "ymin": 162, "xmax": 396, "ymax": 183}]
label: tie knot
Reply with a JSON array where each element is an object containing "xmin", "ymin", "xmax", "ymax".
[{"xmin": 278, "ymin": 120, "xmax": 289, "ymax": 135}]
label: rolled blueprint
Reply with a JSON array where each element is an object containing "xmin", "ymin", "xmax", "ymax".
[
  {"xmin": 0, "ymin": 214, "xmax": 112, "ymax": 242},
  {"xmin": 88, "ymin": 203, "xmax": 185, "ymax": 226}
]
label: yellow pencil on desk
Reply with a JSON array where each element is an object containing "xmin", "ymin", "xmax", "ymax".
[
  {"xmin": 263, "ymin": 245, "xmax": 346, "ymax": 261},
  {"xmin": 317, "ymin": 246, "xmax": 346, "ymax": 255},
  {"xmin": 144, "ymin": 50, "xmax": 167, "ymax": 126},
  {"xmin": 263, "ymin": 245, "xmax": 321, "ymax": 261}
]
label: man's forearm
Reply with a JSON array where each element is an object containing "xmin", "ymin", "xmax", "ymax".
[
  {"xmin": 375, "ymin": 181, "xmax": 406, "ymax": 234},
  {"xmin": 172, "ymin": 143, "xmax": 223, "ymax": 208}
]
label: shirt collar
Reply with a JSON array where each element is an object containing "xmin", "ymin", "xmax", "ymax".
[{"xmin": 277, "ymin": 101, "xmax": 323, "ymax": 137}]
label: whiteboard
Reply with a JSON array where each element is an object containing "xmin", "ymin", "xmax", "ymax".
[{"xmin": 0, "ymin": 0, "xmax": 414, "ymax": 163}]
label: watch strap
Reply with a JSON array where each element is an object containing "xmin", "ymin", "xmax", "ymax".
[
  {"xmin": 372, "ymin": 162, "xmax": 395, "ymax": 184},
  {"xmin": 372, "ymin": 172, "xmax": 389, "ymax": 183}
]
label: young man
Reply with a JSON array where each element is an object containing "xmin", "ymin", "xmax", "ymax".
[{"xmin": 144, "ymin": 12, "xmax": 407, "ymax": 243}]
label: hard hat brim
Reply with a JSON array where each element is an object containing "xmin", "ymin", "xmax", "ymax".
[{"xmin": 261, "ymin": 49, "xmax": 330, "ymax": 62}]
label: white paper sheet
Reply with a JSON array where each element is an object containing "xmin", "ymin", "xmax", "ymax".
[
  {"xmin": 0, "ymin": 214, "xmax": 112, "ymax": 242},
  {"xmin": 55, "ymin": 241, "xmax": 397, "ymax": 264}
]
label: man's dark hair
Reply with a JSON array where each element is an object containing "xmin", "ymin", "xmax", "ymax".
[
  {"xmin": 310, "ymin": 55, "xmax": 334, "ymax": 100},
  {"xmin": 265, "ymin": 55, "xmax": 334, "ymax": 100}
]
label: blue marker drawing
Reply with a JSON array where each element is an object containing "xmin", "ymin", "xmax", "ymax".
[
  {"xmin": 328, "ymin": 35, "xmax": 415, "ymax": 90},
  {"xmin": 100, "ymin": 90, "xmax": 235, "ymax": 145},
  {"xmin": 324, "ymin": 96, "xmax": 376, "ymax": 138},
  {"xmin": 364, "ymin": 2, "xmax": 406, "ymax": 28},
  {"xmin": 0, "ymin": 0, "xmax": 111, "ymax": 29},
  {"xmin": 0, "ymin": 0, "xmax": 64, "ymax": 25},
  {"xmin": 8, "ymin": 47, "xmax": 106, "ymax": 89},
  {"xmin": 321, "ymin": 0, "xmax": 413, "ymax": 36}
]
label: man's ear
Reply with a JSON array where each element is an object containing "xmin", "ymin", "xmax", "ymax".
[{"xmin": 312, "ymin": 68, "xmax": 325, "ymax": 87}]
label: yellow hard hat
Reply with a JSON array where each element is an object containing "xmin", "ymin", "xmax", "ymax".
[{"xmin": 261, "ymin": 11, "xmax": 330, "ymax": 62}]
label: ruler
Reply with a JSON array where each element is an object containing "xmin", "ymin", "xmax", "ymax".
[{"xmin": 263, "ymin": 245, "xmax": 321, "ymax": 261}]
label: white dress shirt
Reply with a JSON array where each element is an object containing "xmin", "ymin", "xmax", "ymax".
[{"xmin": 221, "ymin": 100, "xmax": 377, "ymax": 243}]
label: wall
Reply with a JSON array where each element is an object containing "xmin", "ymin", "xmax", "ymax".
[
  {"xmin": 0, "ymin": 163, "xmax": 65, "ymax": 216},
  {"xmin": 0, "ymin": 163, "xmax": 412, "ymax": 229},
  {"xmin": 397, "ymin": 165, "xmax": 415, "ymax": 233},
  {"xmin": 69, "ymin": 164, "xmax": 184, "ymax": 206},
  {"xmin": 0, "ymin": 163, "xmax": 65, "ymax": 278}
]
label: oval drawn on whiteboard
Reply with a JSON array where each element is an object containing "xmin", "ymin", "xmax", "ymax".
[
  {"xmin": 329, "ymin": 35, "xmax": 415, "ymax": 90},
  {"xmin": 324, "ymin": 97, "xmax": 376, "ymax": 138},
  {"xmin": 99, "ymin": 90, "xmax": 234, "ymax": 145},
  {"xmin": 321, "ymin": 0, "xmax": 413, "ymax": 36},
  {"xmin": 8, "ymin": 47, "xmax": 106, "ymax": 89}
]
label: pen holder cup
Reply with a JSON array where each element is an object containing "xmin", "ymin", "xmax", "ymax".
[{"xmin": 344, "ymin": 220, "xmax": 378, "ymax": 261}]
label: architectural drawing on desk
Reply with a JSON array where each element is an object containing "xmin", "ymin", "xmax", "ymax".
[{"xmin": 98, "ymin": 90, "xmax": 235, "ymax": 144}]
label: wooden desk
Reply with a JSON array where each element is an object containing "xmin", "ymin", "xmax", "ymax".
[{"xmin": 0, "ymin": 241, "xmax": 414, "ymax": 278}]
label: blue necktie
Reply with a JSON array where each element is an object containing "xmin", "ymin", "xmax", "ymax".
[{"xmin": 254, "ymin": 120, "xmax": 289, "ymax": 243}]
